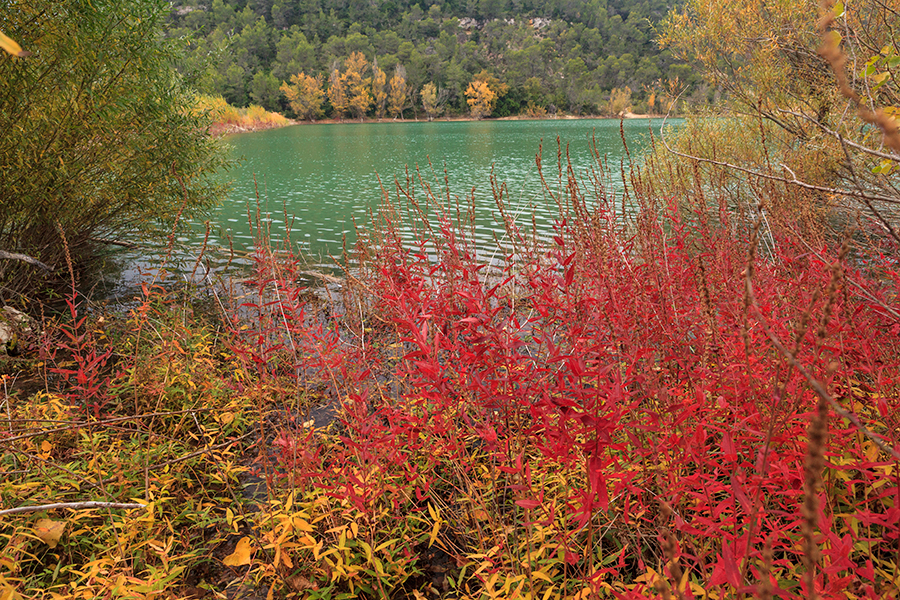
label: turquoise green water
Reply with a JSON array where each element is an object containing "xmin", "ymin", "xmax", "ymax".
[{"xmin": 190, "ymin": 118, "xmax": 671, "ymax": 269}]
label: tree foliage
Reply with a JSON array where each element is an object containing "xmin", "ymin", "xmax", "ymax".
[
  {"xmin": 656, "ymin": 0, "xmax": 900, "ymax": 231},
  {"xmin": 421, "ymin": 82, "xmax": 449, "ymax": 121},
  {"xmin": 371, "ymin": 60, "xmax": 388, "ymax": 119},
  {"xmin": 465, "ymin": 80, "xmax": 497, "ymax": 119},
  {"xmin": 388, "ymin": 67, "xmax": 409, "ymax": 119},
  {"xmin": 165, "ymin": 0, "xmax": 697, "ymax": 117},
  {"xmin": 0, "ymin": 0, "xmax": 226, "ymax": 299},
  {"xmin": 327, "ymin": 64, "xmax": 349, "ymax": 119},
  {"xmin": 343, "ymin": 51, "xmax": 373, "ymax": 121},
  {"xmin": 280, "ymin": 72, "xmax": 325, "ymax": 120}
]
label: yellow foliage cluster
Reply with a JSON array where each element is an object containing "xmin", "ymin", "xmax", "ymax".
[{"xmin": 194, "ymin": 94, "xmax": 288, "ymax": 129}]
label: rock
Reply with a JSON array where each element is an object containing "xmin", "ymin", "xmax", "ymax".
[{"xmin": 1, "ymin": 306, "xmax": 36, "ymax": 355}]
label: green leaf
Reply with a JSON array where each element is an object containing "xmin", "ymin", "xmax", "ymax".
[{"xmin": 832, "ymin": 0, "xmax": 844, "ymax": 17}]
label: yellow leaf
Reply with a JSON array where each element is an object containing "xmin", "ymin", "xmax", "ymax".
[
  {"xmin": 33, "ymin": 519, "xmax": 65, "ymax": 549},
  {"xmin": 832, "ymin": 0, "xmax": 844, "ymax": 17},
  {"xmin": 359, "ymin": 540, "xmax": 373, "ymax": 562},
  {"xmin": 531, "ymin": 570, "xmax": 553, "ymax": 583},
  {"xmin": 428, "ymin": 520, "xmax": 441, "ymax": 547},
  {"xmin": 374, "ymin": 557, "xmax": 386, "ymax": 576},
  {"xmin": 292, "ymin": 517, "xmax": 313, "ymax": 532},
  {"xmin": 223, "ymin": 537, "xmax": 254, "ymax": 566},
  {"xmin": 0, "ymin": 31, "xmax": 28, "ymax": 57},
  {"xmin": 312, "ymin": 538, "xmax": 324, "ymax": 561},
  {"xmin": 427, "ymin": 503, "xmax": 440, "ymax": 522}
]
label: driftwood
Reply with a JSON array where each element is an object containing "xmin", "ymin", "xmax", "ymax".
[{"xmin": 0, "ymin": 249, "xmax": 52, "ymax": 272}]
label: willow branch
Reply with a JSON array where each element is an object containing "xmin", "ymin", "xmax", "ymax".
[
  {"xmin": 0, "ymin": 501, "xmax": 146, "ymax": 518},
  {"xmin": 658, "ymin": 116, "xmax": 900, "ymax": 205},
  {"xmin": 777, "ymin": 108, "xmax": 900, "ymax": 162}
]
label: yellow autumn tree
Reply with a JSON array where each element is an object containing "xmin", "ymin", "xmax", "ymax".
[
  {"xmin": 280, "ymin": 72, "xmax": 324, "ymax": 121},
  {"xmin": 472, "ymin": 70, "xmax": 509, "ymax": 102},
  {"xmin": 388, "ymin": 66, "xmax": 409, "ymax": 119},
  {"xmin": 465, "ymin": 80, "xmax": 496, "ymax": 119},
  {"xmin": 421, "ymin": 82, "xmax": 448, "ymax": 121},
  {"xmin": 343, "ymin": 51, "xmax": 372, "ymax": 121},
  {"xmin": 327, "ymin": 64, "xmax": 348, "ymax": 120},
  {"xmin": 606, "ymin": 86, "xmax": 632, "ymax": 116},
  {"xmin": 371, "ymin": 59, "xmax": 388, "ymax": 119}
]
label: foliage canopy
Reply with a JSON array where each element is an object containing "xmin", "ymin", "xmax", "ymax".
[
  {"xmin": 656, "ymin": 0, "xmax": 900, "ymax": 230},
  {"xmin": 166, "ymin": 0, "xmax": 697, "ymax": 117}
]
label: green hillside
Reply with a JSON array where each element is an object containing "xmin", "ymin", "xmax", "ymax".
[{"xmin": 165, "ymin": 0, "xmax": 699, "ymax": 118}]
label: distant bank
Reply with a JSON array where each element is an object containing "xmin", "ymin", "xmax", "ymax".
[{"xmin": 211, "ymin": 111, "xmax": 664, "ymax": 137}]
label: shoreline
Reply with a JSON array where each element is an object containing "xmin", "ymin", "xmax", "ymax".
[{"xmin": 211, "ymin": 111, "xmax": 664, "ymax": 136}]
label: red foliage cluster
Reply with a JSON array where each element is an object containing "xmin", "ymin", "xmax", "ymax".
[{"xmin": 234, "ymin": 156, "xmax": 900, "ymax": 597}]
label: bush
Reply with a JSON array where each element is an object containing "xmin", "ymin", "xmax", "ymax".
[
  {"xmin": 226, "ymin": 148, "xmax": 900, "ymax": 597},
  {"xmin": 0, "ymin": 0, "xmax": 228, "ymax": 301}
]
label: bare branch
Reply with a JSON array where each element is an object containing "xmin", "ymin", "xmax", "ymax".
[
  {"xmin": 0, "ymin": 250, "xmax": 52, "ymax": 272},
  {"xmin": 0, "ymin": 501, "xmax": 147, "ymax": 518}
]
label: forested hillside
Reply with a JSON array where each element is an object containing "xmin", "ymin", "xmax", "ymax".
[{"xmin": 165, "ymin": 0, "xmax": 699, "ymax": 119}]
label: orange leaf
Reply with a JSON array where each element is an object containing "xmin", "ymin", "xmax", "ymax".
[{"xmin": 223, "ymin": 537, "xmax": 254, "ymax": 566}]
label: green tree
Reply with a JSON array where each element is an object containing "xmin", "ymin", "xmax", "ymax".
[
  {"xmin": 250, "ymin": 70, "xmax": 284, "ymax": 111},
  {"xmin": 0, "ymin": 0, "xmax": 227, "ymax": 298}
]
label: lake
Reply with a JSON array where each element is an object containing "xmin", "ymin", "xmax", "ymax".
[{"xmin": 191, "ymin": 117, "xmax": 671, "ymax": 270}]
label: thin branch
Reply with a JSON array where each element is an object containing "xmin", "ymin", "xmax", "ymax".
[
  {"xmin": 659, "ymin": 114, "xmax": 900, "ymax": 205},
  {"xmin": 93, "ymin": 432, "xmax": 254, "ymax": 486},
  {"xmin": 744, "ymin": 265, "xmax": 900, "ymax": 461},
  {"xmin": 0, "ymin": 501, "xmax": 146, "ymax": 518},
  {"xmin": 777, "ymin": 108, "xmax": 900, "ymax": 162},
  {"xmin": 0, "ymin": 250, "xmax": 52, "ymax": 272},
  {"xmin": 88, "ymin": 237, "xmax": 140, "ymax": 250},
  {"xmin": 1, "ymin": 408, "xmax": 213, "ymax": 444}
]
